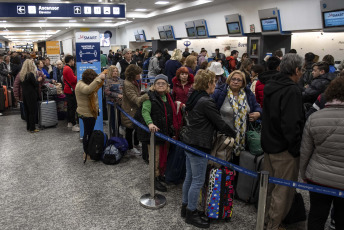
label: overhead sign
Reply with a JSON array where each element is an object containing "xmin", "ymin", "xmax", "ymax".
[
  {"xmin": 0, "ymin": 3, "xmax": 125, "ymax": 18},
  {"xmin": 75, "ymin": 31, "xmax": 103, "ymax": 135}
]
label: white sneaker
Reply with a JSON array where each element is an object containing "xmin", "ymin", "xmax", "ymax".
[
  {"xmin": 67, "ymin": 122, "xmax": 73, "ymax": 128},
  {"xmin": 72, "ymin": 125, "xmax": 80, "ymax": 132},
  {"xmin": 128, "ymin": 148, "xmax": 141, "ymax": 156},
  {"xmin": 119, "ymin": 126, "xmax": 125, "ymax": 136},
  {"xmin": 134, "ymin": 144, "xmax": 142, "ymax": 151}
]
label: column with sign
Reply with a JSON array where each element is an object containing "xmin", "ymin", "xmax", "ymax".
[
  {"xmin": 46, "ymin": 41, "xmax": 60, "ymax": 65},
  {"xmin": 75, "ymin": 32, "xmax": 103, "ymax": 138}
]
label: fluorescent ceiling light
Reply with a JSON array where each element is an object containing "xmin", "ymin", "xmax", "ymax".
[
  {"xmin": 135, "ymin": 9, "xmax": 147, "ymax": 12},
  {"xmin": 69, "ymin": 20, "xmax": 77, "ymax": 22},
  {"xmin": 155, "ymin": 1, "xmax": 169, "ymax": 4},
  {"xmin": 25, "ymin": 30, "xmax": 31, "ymax": 31},
  {"xmin": 39, "ymin": 20, "xmax": 46, "ymax": 22},
  {"xmin": 104, "ymin": 20, "xmax": 113, "ymax": 22}
]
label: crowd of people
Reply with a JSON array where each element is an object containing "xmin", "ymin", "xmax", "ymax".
[{"xmin": 1, "ymin": 47, "xmax": 344, "ymax": 230}]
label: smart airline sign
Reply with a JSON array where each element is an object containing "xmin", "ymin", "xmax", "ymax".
[
  {"xmin": 76, "ymin": 34, "xmax": 99, "ymax": 43},
  {"xmin": 324, "ymin": 10, "xmax": 344, "ymax": 27},
  {"xmin": 0, "ymin": 2, "xmax": 125, "ymax": 18}
]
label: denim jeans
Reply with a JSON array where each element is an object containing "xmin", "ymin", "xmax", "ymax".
[{"xmin": 182, "ymin": 151, "xmax": 208, "ymax": 211}]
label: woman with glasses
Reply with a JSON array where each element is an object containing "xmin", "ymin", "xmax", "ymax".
[
  {"xmin": 136, "ymin": 74, "xmax": 181, "ymax": 192},
  {"xmin": 212, "ymin": 70, "xmax": 262, "ymax": 164}
]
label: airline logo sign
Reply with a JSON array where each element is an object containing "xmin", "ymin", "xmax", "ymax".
[
  {"xmin": 76, "ymin": 32, "xmax": 99, "ymax": 43},
  {"xmin": 324, "ymin": 10, "xmax": 344, "ymax": 27},
  {"xmin": 46, "ymin": 41, "xmax": 60, "ymax": 55},
  {"xmin": 0, "ymin": 2, "xmax": 125, "ymax": 18}
]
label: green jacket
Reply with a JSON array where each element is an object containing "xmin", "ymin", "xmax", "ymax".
[{"xmin": 101, "ymin": 54, "xmax": 108, "ymax": 68}]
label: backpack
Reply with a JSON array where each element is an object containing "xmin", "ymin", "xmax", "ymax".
[
  {"xmin": 108, "ymin": 137, "xmax": 128, "ymax": 154},
  {"xmin": 102, "ymin": 145, "xmax": 122, "ymax": 165},
  {"xmin": 86, "ymin": 130, "xmax": 108, "ymax": 163}
]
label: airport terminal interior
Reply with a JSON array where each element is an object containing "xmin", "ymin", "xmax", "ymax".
[{"xmin": 0, "ymin": 0, "xmax": 343, "ymax": 229}]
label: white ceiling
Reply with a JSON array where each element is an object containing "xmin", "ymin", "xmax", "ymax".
[{"xmin": 0, "ymin": 0, "xmax": 222, "ymax": 44}]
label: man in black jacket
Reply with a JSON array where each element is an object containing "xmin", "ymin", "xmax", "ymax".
[
  {"xmin": 302, "ymin": 61, "xmax": 336, "ymax": 105},
  {"xmin": 261, "ymin": 54, "xmax": 305, "ymax": 230}
]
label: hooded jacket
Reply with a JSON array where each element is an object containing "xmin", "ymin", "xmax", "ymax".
[
  {"xmin": 172, "ymin": 73, "xmax": 194, "ymax": 104},
  {"xmin": 302, "ymin": 72, "xmax": 336, "ymax": 104},
  {"xmin": 255, "ymin": 70, "xmax": 279, "ymax": 108},
  {"xmin": 261, "ymin": 73, "xmax": 305, "ymax": 157},
  {"xmin": 226, "ymin": 56, "xmax": 237, "ymax": 72}
]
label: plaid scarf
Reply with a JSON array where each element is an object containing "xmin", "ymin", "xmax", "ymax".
[{"xmin": 228, "ymin": 88, "xmax": 248, "ymax": 156}]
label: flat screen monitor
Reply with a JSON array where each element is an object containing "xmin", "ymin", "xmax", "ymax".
[
  {"xmin": 0, "ymin": 43, "xmax": 2, "ymax": 48},
  {"xmin": 186, "ymin": 27, "xmax": 196, "ymax": 37},
  {"xmin": 165, "ymin": 30, "xmax": 174, "ymax": 39},
  {"xmin": 100, "ymin": 33, "xmax": 110, "ymax": 47},
  {"xmin": 226, "ymin": 22, "xmax": 241, "ymax": 34},
  {"xmin": 323, "ymin": 9, "xmax": 344, "ymax": 28},
  {"xmin": 134, "ymin": 34, "xmax": 141, "ymax": 42},
  {"xmin": 139, "ymin": 34, "xmax": 145, "ymax": 41},
  {"xmin": 159, "ymin": 31, "xmax": 167, "ymax": 39},
  {"xmin": 261, "ymin": 18, "xmax": 279, "ymax": 32},
  {"xmin": 196, "ymin": 26, "xmax": 206, "ymax": 36}
]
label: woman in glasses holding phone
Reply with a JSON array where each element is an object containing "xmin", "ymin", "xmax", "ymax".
[{"xmin": 212, "ymin": 70, "xmax": 262, "ymax": 164}]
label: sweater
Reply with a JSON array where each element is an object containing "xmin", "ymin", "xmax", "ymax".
[
  {"xmin": 164, "ymin": 60, "xmax": 182, "ymax": 85},
  {"xmin": 75, "ymin": 77, "xmax": 103, "ymax": 118}
]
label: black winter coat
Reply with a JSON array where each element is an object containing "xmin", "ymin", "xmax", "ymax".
[
  {"xmin": 136, "ymin": 91, "xmax": 173, "ymax": 144},
  {"xmin": 261, "ymin": 73, "xmax": 305, "ymax": 157},
  {"xmin": 302, "ymin": 72, "xmax": 336, "ymax": 104},
  {"xmin": 182, "ymin": 91, "xmax": 236, "ymax": 153}
]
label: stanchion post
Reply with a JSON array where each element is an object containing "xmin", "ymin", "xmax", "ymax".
[
  {"xmin": 114, "ymin": 105, "xmax": 119, "ymax": 137},
  {"xmin": 139, "ymin": 132, "xmax": 166, "ymax": 209},
  {"xmin": 256, "ymin": 171, "xmax": 269, "ymax": 230},
  {"xmin": 107, "ymin": 103, "xmax": 112, "ymax": 137}
]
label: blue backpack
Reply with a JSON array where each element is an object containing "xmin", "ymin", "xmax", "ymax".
[
  {"xmin": 108, "ymin": 137, "xmax": 128, "ymax": 154},
  {"xmin": 102, "ymin": 145, "xmax": 122, "ymax": 165},
  {"xmin": 142, "ymin": 58, "xmax": 151, "ymax": 76}
]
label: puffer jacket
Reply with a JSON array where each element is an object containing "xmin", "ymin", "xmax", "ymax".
[
  {"xmin": 302, "ymin": 72, "xmax": 336, "ymax": 104},
  {"xmin": 300, "ymin": 104, "xmax": 344, "ymax": 190},
  {"xmin": 121, "ymin": 79, "xmax": 149, "ymax": 129}
]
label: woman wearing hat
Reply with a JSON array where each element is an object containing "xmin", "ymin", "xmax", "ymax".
[
  {"xmin": 208, "ymin": 62, "xmax": 226, "ymax": 86},
  {"xmin": 212, "ymin": 70, "xmax": 262, "ymax": 164},
  {"xmin": 136, "ymin": 74, "xmax": 181, "ymax": 192}
]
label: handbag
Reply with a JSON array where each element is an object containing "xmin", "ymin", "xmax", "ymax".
[
  {"xmin": 246, "ymin": 121, "xmax": 263, "ymax": 156},
  {"xmin": 210, "ymin": 132, "xmax": 234, "ymax": 168}
]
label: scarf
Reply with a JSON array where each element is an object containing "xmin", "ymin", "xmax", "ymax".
[
  {"xmin": 89, "ymin": 79, "xmax": 104, "ymax": 118},
  {"xmin": 228, "ymin": 88, "xmax": 248, "ymax": 156}
]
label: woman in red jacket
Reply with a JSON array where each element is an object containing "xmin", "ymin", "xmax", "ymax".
[
  {"xmin": 172, "ymin": 67, "xmax": 194, "ymax": 104},
  {"xmin": 63, "ymin": 55, "xmax": 79, "ymax": 132}
]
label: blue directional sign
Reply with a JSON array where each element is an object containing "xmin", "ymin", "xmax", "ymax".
[{"xmin": 0, "ymin": 3, "xmax": 125, "ymax": 18}]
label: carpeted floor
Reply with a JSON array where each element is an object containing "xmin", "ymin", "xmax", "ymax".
[{"xmin": 0, "ymin": 108, "xmax": 331, "ymax": 230}]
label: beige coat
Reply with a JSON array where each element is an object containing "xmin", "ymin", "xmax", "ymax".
[
  {"xmin": 75, "ymin": 77, "xmax": 103, "ymax": 117},
  {"xmin": 300, "ymin": 105, "xmax": 344, "ymax": 190},
  {"xmin": 121, "ymin": 79, "xmax": 149, "ymax": 129}
]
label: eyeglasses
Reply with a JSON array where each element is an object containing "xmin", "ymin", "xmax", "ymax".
[
  {"xmin": 230, "ymin": 78, "xmax": 243, "ymax": 83},
  {"xmin": 155, "ymin": 82, "xmax": 167, "ymax": 86}
]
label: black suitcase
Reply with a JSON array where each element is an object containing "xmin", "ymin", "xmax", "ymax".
[
  {"xmin": 165, "ymin": 144, "xmax": 186, "ymax": 184},
  {"xmin": 235, "ymin": 151, "xmax": 264, "ymax": 203}
]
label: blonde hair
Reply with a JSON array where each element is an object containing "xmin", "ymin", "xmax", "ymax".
[
  {"xmin": 193, "ymin": 69, "xmax": 215, "ymax": 91},
  {"xmin": 226, "ymin": 70, "xmax": 246, "ymax": 88},
  {"xmin": 20, "ymin": 59, "xmax": 36, "ymax": 82},
  {"xmin": 185, "ymin": 55, "xmax": 197, "ymax": 70},
  {"xmin": 149, "ymin": 81, "xmax": 170, "ymax": 94},
  {"xmin": 107, "ymin": 65, "xmax": 119, "ymax": 79},
  {"xmin": 170, "ymin": 49, "xmax": 182, "ymax": 61}
]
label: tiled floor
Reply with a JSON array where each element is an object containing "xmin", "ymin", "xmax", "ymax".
[{"xmin": 0, "ymin": 108, "xmax": 331, "ymax": 230}]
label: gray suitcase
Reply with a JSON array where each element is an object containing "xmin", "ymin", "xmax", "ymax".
[
  {"xmin": 235, "ymin": 151, "xmax": 264, "ymax": 203},
  {"xmin": 39, "ymin": 92, "xmax": 58, "ymax": 129}
]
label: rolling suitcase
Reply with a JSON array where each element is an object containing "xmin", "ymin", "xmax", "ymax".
[
  {"xmin": 0, "ymin": 85, "xmax": 5, "ymax": 112},
  {"xmin": 3, "ymin": 85, "xmax": 8, "ymax": 108},
  {"xmin": 20, "ymin": 101, "xmax": 26, "ymax": 120},
  {"xmin": 203, "ymin": 167, "xmax": 234, "ymax": 221},
  {"xmin": 39, "ymin": 92, "xmax": 58, "ymax": 129},
  {"xmin": 6, "ymin": 78, "xmax": 15, "ymax": 108},
  {"xmin": 235, "ymin": 151, "xmax": 264, "ymax": 204}
]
